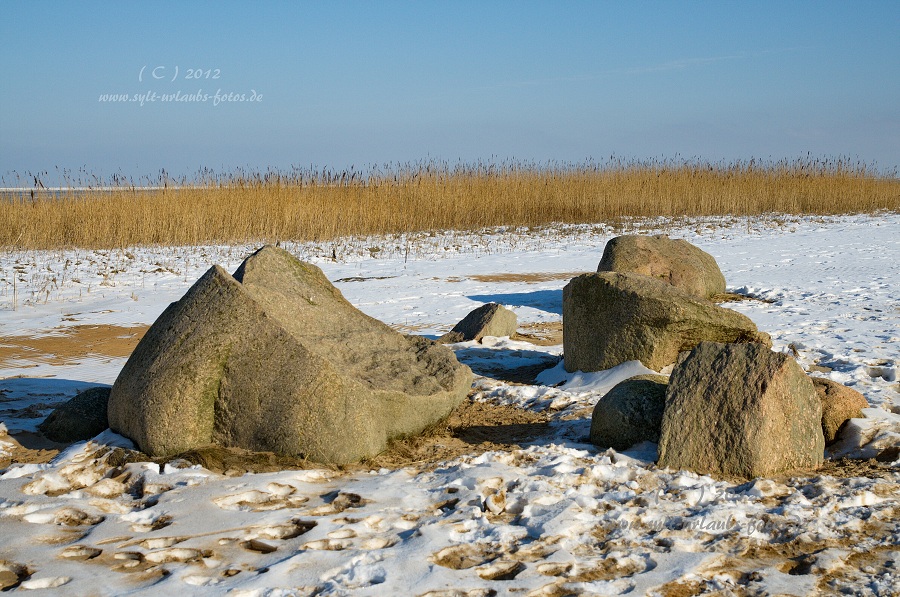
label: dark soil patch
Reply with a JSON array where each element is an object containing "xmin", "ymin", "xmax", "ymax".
[
  {"xmin": 0, "ymin": 431, "xmax": 68, "ymax": 470},
  {"xmin": 360, "ymin": 398, "xmax": 550, "ymax": 470},
  {"xmin": 52, "ymin": 398, "xmax": 552, "ymax": 476},
  {"xmin": 468, "ymin": 355, "xmax": 560, "ymax": 385},
  {"xmin": 812, "ymin": 457, "xmax": 900, "ymax": 480},
  {"xmin": 712, "ymin": 292, "xmax": 775, "ymax": 304}
]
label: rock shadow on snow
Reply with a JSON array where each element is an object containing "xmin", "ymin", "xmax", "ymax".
[
  {"xmin": 452, "ymin": 345, "xmax": 561, "ymax": 385},
  {"xmin": 466, "ymin": 290, "xmax": 563, "ymax": 316}
]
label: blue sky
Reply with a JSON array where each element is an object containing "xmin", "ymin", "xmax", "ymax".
[{"xmin": 1, "ymin": 1, "xmax": 898, "ymax": 182}]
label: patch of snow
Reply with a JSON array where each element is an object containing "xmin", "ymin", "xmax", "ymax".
[
  {"xmin": 0, "ymin": 213, "xmax": 898, "ymax": 594},
  {"xmin": 535, "ymin": 359, "xmax": 658, "ymax": 392}
]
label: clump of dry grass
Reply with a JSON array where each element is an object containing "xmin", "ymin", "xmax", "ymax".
[{"xmin": 1, "ymin": 158, "xmax": 897, "ymax": 250}]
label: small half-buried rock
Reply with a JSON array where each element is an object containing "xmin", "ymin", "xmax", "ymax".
[
  {"xmin": 590, "ymin": 374, "xmax": 669, "ymax": 451},
  {"xmin": 39, "ymin": 387, "xmax": 111, "ymax": 443},
  {"xmin": 810, "ymin": 377, "xmax": 869, "ymax": 444},
  {"xmin": 438, "ymin": 303, "xmax": 517, "ymax": 344},
  {"xmin": 108, "ymin": 245, "xmax": 473, "ymax": 465}
]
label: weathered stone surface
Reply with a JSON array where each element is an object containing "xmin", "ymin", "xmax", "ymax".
[
  {"xmin": 563, "ymin": 272, "xmax": 771, "ymax": 372},
  {"xmin": 438, "ymin": 303, "xmax": 517, "ymax": 343},
  {"xmin": 658, "ymin": 342, "xmax": 824, "ymax": 478},
  {"xmin": 597, "ymin": 235, "xmax": 726, "ymax": 299},
  {"xmin": 590, "ymin": 374, "xmax": 669, "ymax": 450},
  {"xmin": 811, "ymin": 377, "xmax": 868, "ymax": 444},
  {"xmin": 108, "ymin": 245, "xmax": 472, "ymax": 464},
  {"xmin": 38, "ymin": 387, "xmax": 111, "ymax": 443}
]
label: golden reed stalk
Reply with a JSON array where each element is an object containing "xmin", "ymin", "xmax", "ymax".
[{"xmin": 2, "ymin": 159, "xmax": 897, "ymax": 250}]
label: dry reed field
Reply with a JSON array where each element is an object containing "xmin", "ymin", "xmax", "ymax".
[{"xmin": 2, "ymin": 158, "xmax": 898, "ymax": 250}]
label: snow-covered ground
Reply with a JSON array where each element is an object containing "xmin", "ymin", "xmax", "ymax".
[{"xmin": 1, "ymin": 213, "xmax": 898, "ymax": 595}]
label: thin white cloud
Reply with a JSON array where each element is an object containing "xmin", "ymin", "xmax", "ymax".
[{"xmin": 476, "ymin": 46, "xmax": 813, "ymax": 91}]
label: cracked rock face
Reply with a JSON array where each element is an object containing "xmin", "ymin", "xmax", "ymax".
[{"xmin": 108, "ymin": 246, "xmax": 472, "ymax": 464}]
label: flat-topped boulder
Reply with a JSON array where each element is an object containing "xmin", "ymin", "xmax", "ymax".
[
  {"xmin": 108, "ymin": 246, "xmax": 472, "ymax": 465},
  {"xmin": 658, "ymin": 342, "xmax": 824, "ymax": 478},
  {"xmin": 563, "ymin": 272, "xmax": 770, "ymax": 372},
  {"xmin": 597, "ymin": 234, "xmax": 726, "ymax": 299}
]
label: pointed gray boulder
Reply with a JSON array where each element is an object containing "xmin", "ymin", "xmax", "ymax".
[
  {"xmin": 438, "ymin": 303, "xmax": 517, "ymax": 343},
  {"xmin": 108, "ymin": 246, "xmax": 472, "ymax": 464}
]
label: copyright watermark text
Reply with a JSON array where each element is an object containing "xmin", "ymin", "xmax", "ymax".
[
  {"xmin": 98, "ymin": 65, "xmax": 263, "ymax": 107},
  {"xmin": 98, "ymin": 89, "xmax": 262, "ymax": 106}
]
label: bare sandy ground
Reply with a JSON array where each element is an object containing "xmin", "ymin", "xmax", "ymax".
[{"xmin": 0, "ymin": 324, "xmax": 148, "ymax": 369}]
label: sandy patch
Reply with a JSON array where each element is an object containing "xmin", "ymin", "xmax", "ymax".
[
  {"xmin": 512, "ymin": 321, "xmax": 563, "ymax": 346},
  {"xmin": 0, "ymin": 431, "xmax": 67, "ymax": 470},
  {"xmin": 0, "ymin": 325, "xmax": 148, "ymax": 368}
]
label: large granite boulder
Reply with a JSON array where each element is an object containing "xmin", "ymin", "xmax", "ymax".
[
  {"xmin": 563, "ymin": 272, "xmax": 770, "ymax": 372},
  {"xmin": 597, "ymin": 235, "xmax": 726, "ymax": 299},
  {"xmin": 811, "ymin": 377, "xmax": 869, "ymax": 444},
  {"xmin": 38, "ymin": 387, "xmax": 111, "ymax": 443},
  {"xmin": 658, "ymin": 342, "xmax": 824, "ymax": 478},
  {"xmin": 590, "ymin": 374, "xmax": 669, "ymax": 450},
  {"xmin": 438, "ymin": 303, "xmax": 517, "ymax": 343},
  {"xmin": 108, "ymin": 246, "xmax": 473, "ymax": 464}
]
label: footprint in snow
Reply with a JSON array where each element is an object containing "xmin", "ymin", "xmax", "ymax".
[
  {"xmin": 19, "ymin": 576, "xmax": 72, "ymax": 590},
  {"xmin": 142, "ymin": 547, "xmax": 204, "ymax": 564},
  {"xmin": 21, "ymin": 506, "xmax": 104, "ymax": 527},
  {"xmin": 302, "ymin": 538, "xmax": 352, "ymax": 551},
  {"xmin": 59, "ymin": 545, "xmax": 102, "ymax": 560},
  {"xmin": 475, "ymin": 559, "xmax": 524, "ymax": 580},
  {"xmin": 213, "ymin": 484, "xmax": 309, "ymax": 511},
  {"xmin": 120, "ymin": 510, "xmax": 173, "ymax": 533},
  {"xmin": 306, "ymin": 491, "xmax": 369, "ymax": 515},
  {"xmin": 250, "ymin": 518, "xmax": 317, "ymax": 541},
  {"xmin": 431, "ymin": 544, "xmax": 500, "ymax": 570}
]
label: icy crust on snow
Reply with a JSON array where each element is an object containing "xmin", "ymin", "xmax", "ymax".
[{"xmin": 1, "ymin": 213, "xmax": 899, "ymax": 594}]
